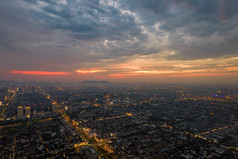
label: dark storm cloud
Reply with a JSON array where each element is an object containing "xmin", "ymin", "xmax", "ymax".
[
  {"xmin": 20, "ymin": 0, "xmax": 158, "ymax": 59},
  {"xmin": 0, "ymin": 0, "xmax": 238, "ymax": 74},
  {"xmin": 121, "ymin": 0, "xmax": 237, "ymax": 28},
  {"xmin": 119, "ymin": 0, "xmax": 238, "ymax": 59},
  {"xmin": 24, "ymin": 0, "xmax": 144, "ymax": 41}
]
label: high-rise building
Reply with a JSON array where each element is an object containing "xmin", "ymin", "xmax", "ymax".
[
  {"xmin": 18, "ymin": 106, "xmax": 24, "ymax": 116},
  {"xmin": 104, "ymin": 94, "xmax": 109, "ymax": 104},
  {"xmin": 25, "ymin": 106, "xmax": 31, "ymax": 118},
  {"xmin": 64, "ymin": 106, "xmax": 68, "ymax": 111},
  {"xmin": 52, "ymin": 103, "xmax": 57, "ymax": 112},
  {"xmin": 46, "ymin": 94, "xmax": 50, "ymax": 99},
  {"xmin": 4, "ymin": 95, "xmax": 8, "ymax": 101}
]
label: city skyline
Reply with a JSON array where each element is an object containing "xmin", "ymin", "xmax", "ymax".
[
  {"xmin": 0, "ymin": 0, "xmax": 238, "ymax": 83},
  {"xmin": 1, "ymin": 82, "xmax": 238, "ymax": 158}
]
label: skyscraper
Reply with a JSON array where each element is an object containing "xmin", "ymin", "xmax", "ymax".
[
  {"xmin": 4, "ymin": 95, "xmax": 8, "ymax": 101},
  {"xmin": 52, "ymin": 103, "xmax": 57, "ymax": 112},
  {"xmin": 25, "ymin": 106, "xmax": 31, "ymax": 118},
  {"xmin": 104, "ymin": 94, "xmax": 109, "ymax": 104},
  {"xmin": 18, "ymin": 106, "xmax": 24, "ymax": 117}
]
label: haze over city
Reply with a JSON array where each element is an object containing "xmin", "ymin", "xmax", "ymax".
[
  {"xmin": 1, "ymin": 1, "xmax": 238, "ymax": 158},
  {"xmin": 0, "ymin": 0, "xmax": 238, "ymax": 83}
]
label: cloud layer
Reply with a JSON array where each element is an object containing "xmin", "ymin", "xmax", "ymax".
[{"xmin": 0, "ymin": 0, "xmax": 238, "ymax": 83}]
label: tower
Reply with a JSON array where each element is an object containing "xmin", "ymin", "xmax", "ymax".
[
  {"xmin": 52, "ymin": 103, "xmax": 57, "ymax": 112},
  {"xmin": 4, "ymin": 95, "xmax": 8, "ymax": 101},
  {"xmin": 18, "ymin": 106, "xmax": 24, "ymax": 117},
  {"xmin": 104, "ymin": 94, "xmax": 109, "ymax": 104},
  {"xmin": 25, "ymin": 107, "xmax": 31, "ymax": 118}
]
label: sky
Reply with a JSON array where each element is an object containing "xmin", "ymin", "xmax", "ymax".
[{"xmin": 0, "ymin": 0, "xmax": 238, "ymax": 83}]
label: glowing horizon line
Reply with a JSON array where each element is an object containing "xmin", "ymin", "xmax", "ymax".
[
  {"xmin": 10, "ymin": 70, "xmax": 70, "ymax": 75},
  {"xmin": 75, "ymin": 69, "xmax": 107, "ymax": 74},
  {"xmin": 108, "ymin": 71, "xmax": 238, "ymax": 78}
]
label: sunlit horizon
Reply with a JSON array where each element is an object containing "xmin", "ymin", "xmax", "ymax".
[{"xmin": 0, "ymin": 0, "xmax": 238, "ymax": 84}]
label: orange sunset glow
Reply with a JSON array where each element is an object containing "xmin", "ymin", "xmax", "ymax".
[
  {"xmin": 0, "ymin": 0, "xmax": 237, "ymax": 84},
  {"xmin": 1, "ymin": 1, "xmax": 238, "ymax": 158},
  {"xmin": 75, "ymin": 69, "xmax": 108, "ymax": 74},
  {"xmin": 10, "ymin": 71, "xmax": 70, "ymax": 75}
]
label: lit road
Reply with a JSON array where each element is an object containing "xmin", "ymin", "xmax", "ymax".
[
  {"xmin": 40, "ymin": 91, "xmax": 117, "ymax": 159},
  {"xmin": 82, "ymin": 113, "xmax": 133, "ymax": 123},
  {"xmin": 162, "ymin": 123, "xmax": 238, "ymax": 151},
  {"xmin": 196, "ymin": 123, "xmax": 238, "ymax": 136},
  {"xmin": 61, "ymin": 112, "xmax": 116, "ymax": 159},
  {"xmin": 1, "ymin": 91, "xmax": 17, "ymax": 118},
  {"xmin": 195, "ymin": 123, "xmax": 238, "ymax": 151},
  {"xmin": 39, "ymin": 130, "xmax": 45, "ymax": 144}
]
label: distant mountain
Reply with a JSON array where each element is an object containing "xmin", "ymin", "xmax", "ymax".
[
  {"xmin": 82, "ymin": 81, "xmax": 111, "ymax": 84},
  {"xmin": 0, "ymin": 80, "xmax": 15, "ymax": 83}
]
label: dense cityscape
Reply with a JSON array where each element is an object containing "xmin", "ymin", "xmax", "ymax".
[
  {"xmin": 0, "ymin": 81, "xmax": 237, "ymax": 159},
  {"xmin": 1, "ymin": 1, "xmax": 238, "ymax": 158}
]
